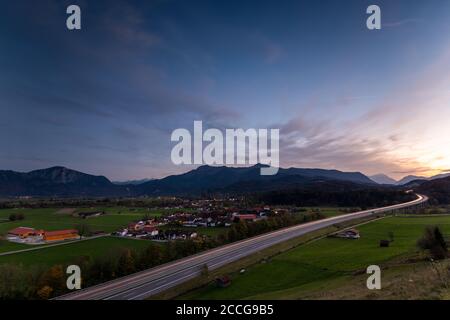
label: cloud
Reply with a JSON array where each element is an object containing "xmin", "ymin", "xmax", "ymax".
[
  {"xmin": 99, "ymin": 3, "xmax": 162, "ymax": 48},
  {"xmin": 272, "ymin": 43, "xmax": 450, "ymax": 179}
]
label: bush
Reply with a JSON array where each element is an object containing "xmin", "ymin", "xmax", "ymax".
[{"xmin": 417, "ymin": 226, "xmax": 448, "ymax": 260}]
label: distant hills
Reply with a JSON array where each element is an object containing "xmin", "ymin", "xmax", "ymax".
[
  {"xmin": 369, "ymin": 174, "xmax": 397, "ymax": 185},
  {"xmin": 416, "ymin": 176, "xmax": 450, "ymax": 204},
  {"xmin": 2, "ymin": 165, "xmax": 450, "ymax": 198},
  {"xmin": 0, "ymin": 166, "xmax": 132, "ymax": 197},
  {"xmin": 370, "ymin": 173, "xmax": 450, "ymax": 185},
  {"xmin": 396, "ymin": 175, "xmax": 428, "ymax": 185},
  {"xmin": 0, "ymin": 165, "xmax": 376, "ymax": 198}
]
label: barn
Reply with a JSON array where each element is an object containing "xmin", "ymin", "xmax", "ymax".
[{"xmin": 43, "ymin": 229, "xmax": 79, "ymax": 242}]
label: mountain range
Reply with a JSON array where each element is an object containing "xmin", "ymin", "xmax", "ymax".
[
  {"xmin": 2, "ymin": 165, "xmax": 449, "ymax": 204},
  {"xmin": 134, "ymin": 164, "xmax": 376, "ymax": 196},
  {"xmin": 0, "ymin": 167, "xmax": 132, "ymax": 197},
  {"xmin": 0, "ymin": 165, "xmax": 376, "ymax": 198},
  {"xmin": 369, "ymin": 174, "xmax": 398, "ymax": 185},
  {"xmin": 370, "ymin": 173, "xmax": 450, "ymax": 185}
]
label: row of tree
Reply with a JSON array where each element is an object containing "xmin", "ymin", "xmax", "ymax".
[
  {"xmin": 0, "ymin": 197, "xmax": 187, "ymax": 209},
  {"xmin": 255, "ymin": 189, "xmax": 416, "ymax": 208}
]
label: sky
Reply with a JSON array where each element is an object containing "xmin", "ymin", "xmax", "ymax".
[{"xmin": 1, "ymin": 0, "xmax": 450, "ymax": 181}]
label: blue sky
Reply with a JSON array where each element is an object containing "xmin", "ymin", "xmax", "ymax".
[{"xmin": 1, "ymin": 0, "xmax": 450, "ymax": 180}]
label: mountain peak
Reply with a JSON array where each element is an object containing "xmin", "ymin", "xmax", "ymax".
[
  {"xmin": 396, "ymin": 175, "xmax": 427, "ymax": 185},
  {"xmin": 369, "ymin": 174, "xmax": 397, "ymax": 185}
]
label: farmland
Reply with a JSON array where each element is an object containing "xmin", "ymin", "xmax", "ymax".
[
  {"xmin": 0, "ymin": 207, "xmax": 164, "ymax": 253},
  {"xmin": 181, "ymin": 215, "xmax": 450, "ymax": 299},
  {"xmin": 0, "ymin": 236, "xmax": 153, "ymax": 267},
  {"xmin": 0, "ymin": 207, "xmax": 163, "ymax": 233}
]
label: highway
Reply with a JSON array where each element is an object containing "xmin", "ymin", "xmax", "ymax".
[{"xmin": 56, "ymin": 194, "xmax": 428, "ymax": 300}]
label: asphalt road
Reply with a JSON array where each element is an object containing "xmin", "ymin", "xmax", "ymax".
[{"xmin": 56, "ymin": 194, "xmax": 428, "ymax": 300}]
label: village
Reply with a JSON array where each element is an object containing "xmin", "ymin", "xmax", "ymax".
[{"xmin": 112, "ymin": 203, "xmax": 281, "ymax": 242}]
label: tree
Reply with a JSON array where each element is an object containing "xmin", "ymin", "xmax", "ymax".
[
  {"xmin": 138, "ymin": 244, "xmax": 163, "ymax": 270},
  {"xmin": 75, "ymin": 223, "xmax": 92, "ymax": 239},
  {"xmin": 117, "ymin": 248, "xmax": 137, "ymax": 276},
  {"xmin": 84, "ymin": 251, "xmax": 119, "ymax": 285},
  {"xmin": 417, "ymin": 226, "xmax": 448, "ymax": 260},
  {"xmin": 36, "ymin": 286, "xmax": 53, "ymax": 300},
  {"xmin": 0, "ymin": 264, "xmax": 41, "ymax": 299},
  {"xmin": 37, "ymin": 265, "xmax": 65, "ymax": 298}
]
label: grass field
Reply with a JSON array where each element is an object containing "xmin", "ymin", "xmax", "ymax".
[
  {"xmin": 0, "ymin": 236, "xmax": 154, "ymax": 267},
  {"xmin": 0, "ymin": 207, "xmax": 163, "ymax": 234},
  {"xmin": 0, "ymin": 207, "xmax": 165, "ymax": 253},
  {"xmin": 181, "ymin": 215, "xmax": 450, "ymax": 299}
]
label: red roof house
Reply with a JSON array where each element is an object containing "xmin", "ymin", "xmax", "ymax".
[{"xmin": 8, "ymin": 227, "xmax": 44, "ymax": 238}]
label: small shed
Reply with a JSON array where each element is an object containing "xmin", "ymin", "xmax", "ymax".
[
  {"xmin": 215, "ymin": 275, "xmax": 231, "ymax": 288},
  {"xmin": 379, "ymin": 240, "xmax": 390, "ymax": 247}
]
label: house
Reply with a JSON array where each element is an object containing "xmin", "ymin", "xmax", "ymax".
[
  {"xmin": 216, "ymin": 275, "xmax": 231, "ymax": 288},
  {"xmin": 7, "ymin": 227, "xmax": 44, "ymax": 239},
  {"xmin": 128, "ymin": 222, "xmax": 145, "ymax": 232},
  {"xmin": 143, "ymin": 225, "xmax": 156, "ymax": 232},
  {"xmin": 233, "ymin": 214, "xmax": 257, "ymax": 222},
  {"xmin": 143, "ymin": 225, "xmax": 159, "ymax": 236},
  {"xmin": 43, "ymin": 229, "xmax": 79, "ymax": 242}
]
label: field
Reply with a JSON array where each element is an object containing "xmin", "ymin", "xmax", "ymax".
[
  {"xmin": 182, "ymin": 215, "xmax": 450, "ymax": 299},
  {"xmin": 0, "ymin": 207, "xmax": 165, "ymax": 253},
  {"xmin": 0, "ymin": 207, "xmax": 164, "ymax": 234},
  {"xmin": 0, "ymin": 236, "xmax": 154, "ymax": 267}
]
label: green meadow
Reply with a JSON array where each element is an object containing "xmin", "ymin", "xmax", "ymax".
[
  {"xmin": 0, "ymin": 236, "xmax": 153, "ymax": 267},
  {"xmin": 182, "ymin": 215, "xmax": 450, "ymax": 299}
]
